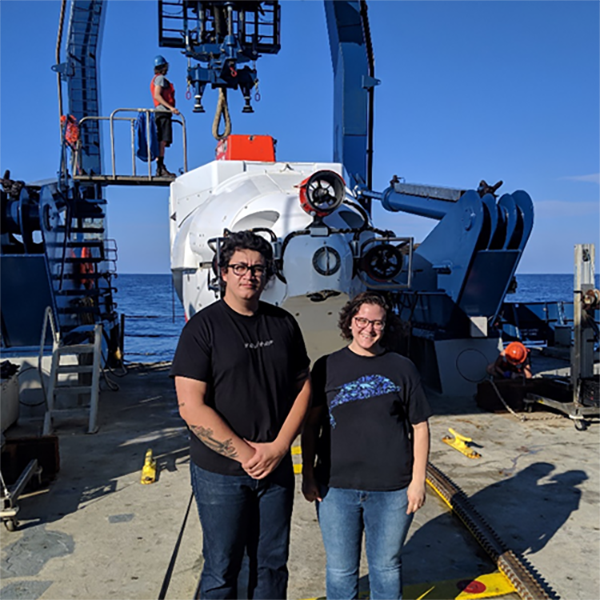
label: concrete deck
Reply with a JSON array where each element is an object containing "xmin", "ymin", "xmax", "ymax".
[{"xmin": 1, "ymin": 352, "xmax": 598, "ymax": 600}]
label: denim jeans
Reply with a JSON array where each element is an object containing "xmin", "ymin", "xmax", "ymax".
[
  {"xmin": 190, "ymin": 460, "xmax": 294, "ymax": 599},
  {"xmin": 316, "ymin": 486, "xmax": 413, "ymax": 600}
]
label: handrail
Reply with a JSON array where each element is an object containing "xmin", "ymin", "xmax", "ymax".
[{"xmin": 76, "ymin": 108, "xmax": 188, "ymax": 180}]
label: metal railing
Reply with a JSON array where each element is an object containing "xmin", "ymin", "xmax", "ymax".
[{"xmin": 74, "ymin": 108, "xmax": 188, "ymax": 180}]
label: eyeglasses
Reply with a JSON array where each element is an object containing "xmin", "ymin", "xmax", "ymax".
[
  {"xmin": 227, "ymin": 263, "xmax": 267, "ymax": 277},
  {"xmin": 353, "ymin": 316, "xmax": 385, "ymax": 331}
]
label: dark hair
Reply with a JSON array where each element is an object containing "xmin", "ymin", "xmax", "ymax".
[
  {"xmin": 338, "ymin": 291, "xmax": 400, "ymax": 348},
  {"xmin": 218, "ymin": 230, "xmax": 275, "ymax": 286},
  {"xmin": 154, "ymin": 64, "xmax": 168, "ymax": 75}
]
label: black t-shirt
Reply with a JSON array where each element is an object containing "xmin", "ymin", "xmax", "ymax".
[
  {"xmin": 170, "ymin": 300, "xmax": 310, "ymax": 475},
  {"xmin": 312, "ymin": 347, "xmax": 432, "ymax": 491}
]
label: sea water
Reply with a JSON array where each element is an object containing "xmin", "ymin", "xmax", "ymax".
[
  {"xmin": 114, "ymin": 274, "xmax": 185, "ymax": 364},
  {"xmin": 114, "ymin": 273, "xmax": 599, "ymax": 363},
  {"xmin": 510, "ymin": 274, "xmax": 599, "ymax": 303}
]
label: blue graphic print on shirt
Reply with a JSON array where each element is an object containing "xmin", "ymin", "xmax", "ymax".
[{"xmin": 329, "ymin": 374, "xmax": 401, "ymax": 427}]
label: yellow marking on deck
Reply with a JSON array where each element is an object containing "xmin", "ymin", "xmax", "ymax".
[
  {"xmin": 140, "ymin": 448, "xmax": 156, "ymax": 484},
  {"xmin": 442, "ymin": 428, "xmax": 482, "ymax": 459},
  {"xmin": 292, "ymin": 443, "xmax": 302, "ymax": 474},
  {"xmin": 301, "ymin": 571, "xmax": 516, "ymax": 600}
]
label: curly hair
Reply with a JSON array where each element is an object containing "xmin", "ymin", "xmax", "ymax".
[
  {"xmin": 217, "ymin": 230, "xmax": 276, "ymax": 287},
  {"xmin": 338, "ymin": 291, "xmax": 401, "ymax": 348}
]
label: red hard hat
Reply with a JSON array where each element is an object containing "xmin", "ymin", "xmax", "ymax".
[{"xmin": 505, "ymin": 342, "xmax": 527, "ymax": 365}]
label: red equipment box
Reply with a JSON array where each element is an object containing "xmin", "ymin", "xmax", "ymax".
[{"xmin": 216, "ymin": 135, "xmax": 276, "ymax": 162}]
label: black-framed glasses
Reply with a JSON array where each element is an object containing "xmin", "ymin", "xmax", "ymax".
[
  {"xmin": 353, "ymin": 316, "xmax": 385, "ymax": 331},
  {"xmin": 227, "ymin": 263, "xmax": 267, "ymax": 277}
]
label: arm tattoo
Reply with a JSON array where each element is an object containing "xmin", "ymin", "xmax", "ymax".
[{"xmin": 190, "ymin": 425, "xmax": 238, "ymax": 459}]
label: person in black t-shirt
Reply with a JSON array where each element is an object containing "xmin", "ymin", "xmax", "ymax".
[
  {"xmin": 301, "ymin": 292, "xmax": 431, "ymax": 600},
  {"xmin": 170, "ymin": 230, "xmax": 311, "ymax": 599}
]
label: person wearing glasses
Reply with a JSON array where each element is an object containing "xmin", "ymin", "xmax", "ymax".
[
  {"xmin": 301, "ymin": 291, "xmax": 431, "ymax": 600},
  {"xmin": 170, "ymin": 230, "xmax": 311, "ymax": 599}
]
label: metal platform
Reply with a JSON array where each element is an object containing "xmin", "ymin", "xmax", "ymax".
[{"xmin": 72, "ymin": 174, "xmax": 175, "ymax": 187}]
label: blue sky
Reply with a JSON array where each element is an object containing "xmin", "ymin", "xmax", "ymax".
[{"xmin": 1, "ymin": 0, "xmax": 598, "ymax": 274}]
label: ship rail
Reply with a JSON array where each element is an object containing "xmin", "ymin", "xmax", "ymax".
[{"xmin": 69, "ymin": 108, "xmax": 188, "ymax": 186}]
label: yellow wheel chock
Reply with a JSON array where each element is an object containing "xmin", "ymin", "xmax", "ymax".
[
  {"xmin": 442, "ymin": 428, "xmax": 481, "ymax": 459},
  {"xmin": 140, "ymin": 448, "xmax": 157, "ymax": 484}
]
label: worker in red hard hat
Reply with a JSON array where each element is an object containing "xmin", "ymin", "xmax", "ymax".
[
  {"xmin": 486, "ymin": 341, "xmax": 532, "ymax": 380},
  {"xmin": 151, "ymin": 55, "xmax": 179, "ymax": 177}
]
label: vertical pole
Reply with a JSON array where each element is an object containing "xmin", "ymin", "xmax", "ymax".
[
  {"xmin": 147, "ymin": 111, "xmax": 153, "ymax": 179},
  {"xmin": 131, "ymin": 119, "xmax": 137, "ymax": 176},
  {"xmin": 110, "ymin": 112, "xmax": 117, "ymax": 177},
  {"xmin": 88, "ymin": 324, "xmax": 102, "ymax": 434},
  {"xmin": 572, "ymin": 243, "xmax": 595, "ymax": 405},
  {"xmin": 55, "ymin": 0, "xmax": 68, "ymax": 135},
  {"xmin": 181, "ymin": 114, "xmax": 188, "ymax": 172}
]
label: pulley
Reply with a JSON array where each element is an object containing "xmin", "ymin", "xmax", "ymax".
[
  {"xmin": 360, "ymin": 244, "xmax": 403, "ymax": 282},
  {"xmin": 582, "ymin": 289, "xmax": 600, "ymax": 310},
  {"xmin": 298, "ymin": 170, "xmax": 345, "ymax": 218}
]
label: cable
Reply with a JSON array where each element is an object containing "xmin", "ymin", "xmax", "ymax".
[
  {"xmin": 14, "ymin": 364, "xmax": 51, "ymax": 407},
  {"xmin": 101, "ymin": 351, "xmax": 128, "ymax": 378},
  {"xmin": 98, "ymin": 350, "xmax": 123, "ymax": 391},
  {"xmin": 101, "ymin": 369, "xmax": 120, "ymax": 392}
]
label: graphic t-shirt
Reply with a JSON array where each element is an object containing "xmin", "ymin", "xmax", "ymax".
[
  {"xmin": 312, "ymin": 347, "xmax": 432, "ymax": 491},
  {"xmin": 170, "ymin": 300, "xmax": 310, "ymax": 475}
]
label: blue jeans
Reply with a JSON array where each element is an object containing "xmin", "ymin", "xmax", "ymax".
[
  {"xmin": 316, "ymin": 486, "xmax": 413, "ymax": 600},
  {"xmin": 190, "ymin": 460, "xmax": 294, "ymax": 599}
]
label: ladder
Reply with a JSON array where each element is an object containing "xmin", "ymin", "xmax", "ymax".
[{"xmin": 38, "ymin": 307, "xmax": 102, "ymax": 435}]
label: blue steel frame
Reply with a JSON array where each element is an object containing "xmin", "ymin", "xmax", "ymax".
[
  {"xmin": 62, "ymin": 0, "xmax": 107, "ymax": 178},
  {"xmin": 324, "ymin": 0, "xmax": 379, "ymax": 199}
]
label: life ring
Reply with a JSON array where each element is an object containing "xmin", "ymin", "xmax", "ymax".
[
  {"xmin": 60, "ymin": 114, "xmax": 80, "ymax": 149},
  {"xmin": 79, "ymin": 246, "xmax": 95, "ymax": 290}
]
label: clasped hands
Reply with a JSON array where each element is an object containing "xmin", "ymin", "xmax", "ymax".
[{"xmin": 241, "ymin": 439, "xmax": 286, "ymax": 480}]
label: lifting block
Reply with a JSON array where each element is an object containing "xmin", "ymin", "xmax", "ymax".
[{"xmin": 442, "ymin": 428, "xmax": 481, "ymax": 459}]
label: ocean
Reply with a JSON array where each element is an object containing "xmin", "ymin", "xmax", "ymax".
[
  {"xmin": 114, "ymin": 273, "xmax": 599, "ymax": 363},
  {"xmin": 114, "ymin": 274, "xmax": 186, "ymax": 364}
]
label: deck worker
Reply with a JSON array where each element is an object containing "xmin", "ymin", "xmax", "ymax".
[
  {"xmin": 302, "ymin": 291, "xmax": 431, "ymax": 600},
  {"xmin": 151, "ymin": 55, "xmax": 179, "ymax": 177},
  {"xmin": 486, "ymin": 341, "xmax": 532, "ymax": 380},
  {"xmin": 170, "ymin": 230, "xmax": 311, "ymax": 599}
]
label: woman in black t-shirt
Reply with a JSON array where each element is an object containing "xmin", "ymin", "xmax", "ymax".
[{"xmin": 302, "ymin": 292, "xmax": 431, "ymax": 600}]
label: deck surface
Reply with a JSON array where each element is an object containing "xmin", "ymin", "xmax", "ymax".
[{"xmin": 1, "ymin": 351, "xmax": 598, "ymax": 600}]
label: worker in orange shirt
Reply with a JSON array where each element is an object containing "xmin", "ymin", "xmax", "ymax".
[
  {"xmin": 487, "ymin": 341, "xmax": 532, "ymax": 380},
  {"xmin": 151, "ymin": 55, "xmax": 179, "ymax": 177}
]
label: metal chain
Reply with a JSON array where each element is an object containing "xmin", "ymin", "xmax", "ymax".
[
  {"xmin": 489, "ymin": 378, "xmax": 527, "ymax": 422},
  {"xmin": 489, "ymin": 378, "xmax": 565, "ymax": 422},
  {"xmin": 426, "ymin": 462, "xmax": 557, "ymax": 600}
]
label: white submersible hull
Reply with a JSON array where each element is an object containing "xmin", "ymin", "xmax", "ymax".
[{"xmin": 169, "ymin": 159, "xmax": 398, "ymax": 360}]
